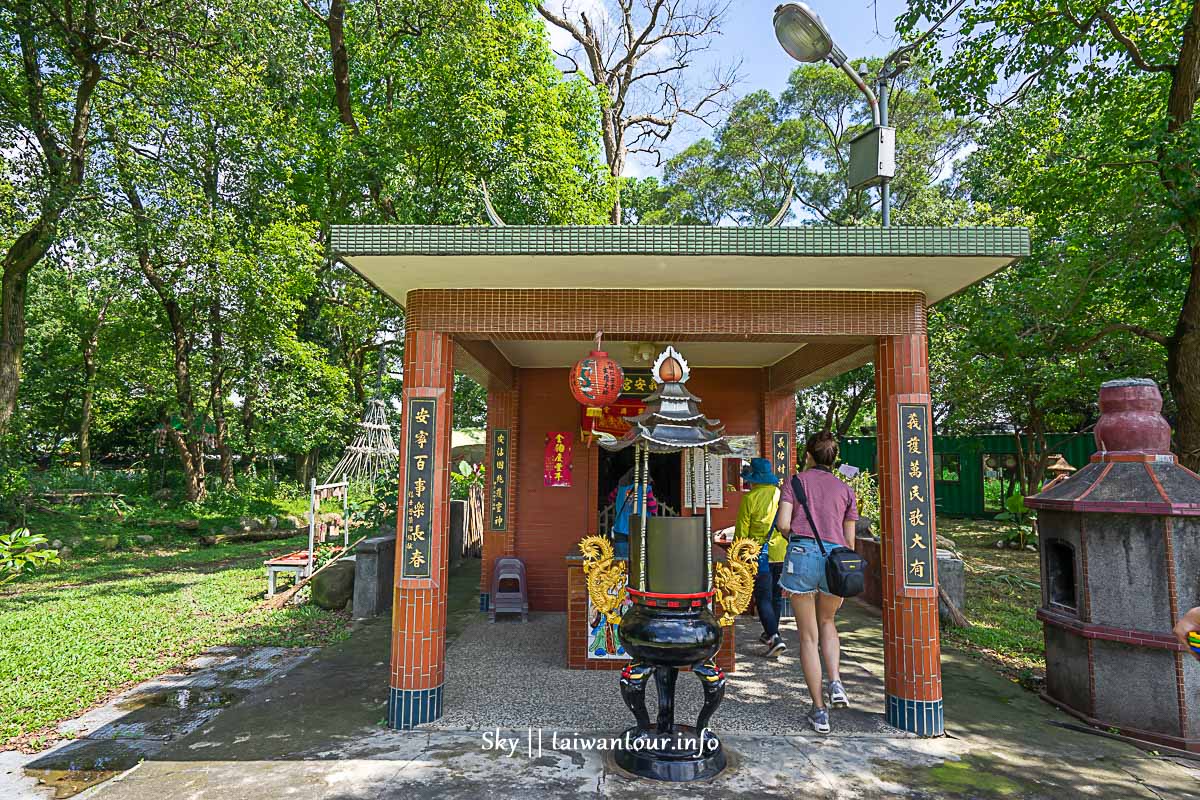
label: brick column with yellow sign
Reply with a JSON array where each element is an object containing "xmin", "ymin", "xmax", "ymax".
[
  {"xmin": 874, "ymin": 332, "xmax": 943, "ymax": 736},
  {"xmin": 389, "ymin": 326, "xmax": 454, "ymax": 729},
  {"xmin": 480, "ymin": 386, "xmax": 518, "ymax": 612},
  {"xmin": 762, "ymin": 389, "xmax": 797, "ymax": 479}
]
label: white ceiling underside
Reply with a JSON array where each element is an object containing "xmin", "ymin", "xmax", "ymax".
[
  {"xmin": 494, "ymin": 340, "xmax": 806, "ymax": 369},
  {"xmin": 344, "ymin": 254, "xmax": 1014, "ymax": 307}
]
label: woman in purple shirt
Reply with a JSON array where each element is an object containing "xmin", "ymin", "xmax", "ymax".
[{"xmin": 775, "ymin": 431, "xmax": 859, "ymax": 734}]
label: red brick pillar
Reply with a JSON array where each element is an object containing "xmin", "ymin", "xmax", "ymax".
[
  {"xmin": 480, "ymin": 385, "xmax": 518, "ymax": 612},
  {"xmin": 389, "ymin": 328, "xmax": 453, "ymax": 729},
  {"xmin": 762, "ymin": 388, "xmax": 797, "ymax": 479},
  {"xmin": 875, "ymin": 332, "xmax": 943, "ymax": 736}
]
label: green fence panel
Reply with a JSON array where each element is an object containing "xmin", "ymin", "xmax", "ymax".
[{"xmin": 837, "ymin": 433, "xmax": 1096, "ymax": 518}]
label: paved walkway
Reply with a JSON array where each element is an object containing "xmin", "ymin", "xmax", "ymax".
[{"xmin": 41, "ymin": 601, "xmax": 1197, "ymax": 799}]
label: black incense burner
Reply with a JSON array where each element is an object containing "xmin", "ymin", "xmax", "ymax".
[{"xmin": 594, "ymin": 346, "xmax": 743, "ymax": 782}]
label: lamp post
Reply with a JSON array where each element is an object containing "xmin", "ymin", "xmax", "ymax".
[
  {"xmin": 773, "ymin": 3, "xmax": 894, "ymax": 224},
  {"xmin": 773, "ymin": 1, "xmax": 968, "ymax": 228}
]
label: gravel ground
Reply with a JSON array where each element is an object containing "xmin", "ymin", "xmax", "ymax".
[{"xmin": 429, "ymin": 605, "xmax": 895, "ymax": 736}]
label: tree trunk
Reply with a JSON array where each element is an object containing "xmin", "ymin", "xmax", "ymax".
[
  {"xmin": 0, "ymin": 224, "xmax": 53, "ymax": 436},
  {"xmin": 1168, "ymin": 241, "xmax": 1200, "ymax": 471},
  {"xmin": 115, "ymin": 166, "xmax": 207, "ymax": 502},
  {"xmin": 79, "ymin": 298, "xmax": 111, "ymax": 472},
  {"xmin": 209, "ymin": 302, "xmax": 234, "ymax": 488},
  {"xmin": 240, "ymin": 387, "xmax": 257, "ymax": 474},
  {"xmin": 1161, "ymin": 3, "xmax": 1199, "ymax": 469},
  {"xmin": 80, "ymin": 356, "xmax": 96, "ymax": 471},
  {"xmin": 836, "ymin": 384, "xmax": 871, "ymax": 438},
  {"xmin": 1, "ymin": 26, "xmax": 103, "ymax": 435},
  {"xmin": 608, "ymin": 159, "xmax": 623, "ymax": 224},
  {"xmin": 295, "ymin": 447, "xmax": 319, "ymax": 486}
]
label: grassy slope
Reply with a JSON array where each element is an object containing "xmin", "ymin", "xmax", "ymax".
[
  {"xmin": 938, "ymin": 518, "xmax": 1045, "ymax": 687},
  {"xmin": 1, "ymin": 494, "xmax": 355, "ymax": 749}
]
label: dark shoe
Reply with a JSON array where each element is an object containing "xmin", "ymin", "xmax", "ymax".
[
  {"xmin": 765, "ymin": 634, "xmax": 787, "ymax": 657},
  {"xmin": 759, "ymin": 632, "xmax": 772, "ymax": 645}
]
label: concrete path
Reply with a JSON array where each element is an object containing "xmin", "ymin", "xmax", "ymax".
[
  {"xmin": 47, "ymin": 602, "xmax": 1197, "ymax": 799},
  {"xmin": 5, "ymin": 647, "xmax": 316, "ymax": 800}
]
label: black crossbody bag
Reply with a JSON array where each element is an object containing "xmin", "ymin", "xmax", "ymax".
[{"xmin": 791, "ymin": 474, "xmax": 866, "ymax": 598}]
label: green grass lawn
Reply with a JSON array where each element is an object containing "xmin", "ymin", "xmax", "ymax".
[
  {"xmin": 1, "ymin": 492, "xmax": 356, "ymax": 750},
  {"xmin": 938, "ymin": 518, "xmax": 1045, "ymax": 688}
]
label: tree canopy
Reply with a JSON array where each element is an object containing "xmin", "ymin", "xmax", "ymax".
[{"xmin": 2, "ymin": 0, "xmax": 615, "ymax": 498}]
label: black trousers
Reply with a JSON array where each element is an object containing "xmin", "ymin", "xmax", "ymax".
[{"xmin": 755, "ymin": 562, "xmax": 785, "ymax": 638}]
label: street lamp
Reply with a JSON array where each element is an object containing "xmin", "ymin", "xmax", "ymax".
[
  {"xmin": 773, "ymin": 3, "xmax": 894, "ymax": 222},
  {"xmin": 772, "ymin": 3, "xmax": 878, "ymax": 125},
  {"xmin": 774, "ymin": 1, "xmax": 971, "ymax": 227}
]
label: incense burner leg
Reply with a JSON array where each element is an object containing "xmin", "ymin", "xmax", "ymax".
[
  {"xmin": 619, "ymin": 662, "xmax": 653, "ymax": 731},
  {"xmin": 693, "ymin": 659, "xmax": 726, "ymax": 737},
  {"xmin": 653, "ymin": 665, "xmax": 679, "ymax": 733}
]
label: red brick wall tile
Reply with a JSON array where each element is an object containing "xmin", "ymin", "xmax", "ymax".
[{"xmin": 408, "ymin": 289, "xmax": 927, "ymax": 340}]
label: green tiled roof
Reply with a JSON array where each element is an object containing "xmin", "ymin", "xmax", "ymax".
[{"xmin": 332, "ymin": 225, "xmax": 1030, "ymax": 258}]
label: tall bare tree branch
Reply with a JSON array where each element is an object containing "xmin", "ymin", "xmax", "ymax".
[{"xmin": 537, "ymin": 0, "xmax": 737, "ymax": 222}]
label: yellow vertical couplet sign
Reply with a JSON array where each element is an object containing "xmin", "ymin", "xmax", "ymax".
[
  {"xmin": 898, "ymin": 403, "xmax": 935, "ymax": 589},
  {"xmin": 773, "ymin": 432, "xmax": 790, "ymax": 481},
  {"xmin": 490, "ymin": 428, "xmax": 509, "ymax": 532},
  {"xmin": 401, "ymin": 399, "xmax": 437, "ymax": 578}
]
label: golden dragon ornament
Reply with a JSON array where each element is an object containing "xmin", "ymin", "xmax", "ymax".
[
  {"xmin": 713, "ymin": 537, "xmax": 759, "ymax": 626},
  {"xmin": 578, "ymin": 535, "xmax": 628, "ymax": 624}
]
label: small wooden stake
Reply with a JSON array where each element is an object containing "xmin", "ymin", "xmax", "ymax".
[{"xmin": 938, "ymin": 583, "xmax": 971, "ymax": 628}]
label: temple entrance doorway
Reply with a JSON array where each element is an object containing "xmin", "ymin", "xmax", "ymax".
[{"xmin": 597, "ymin": 448, "xmax": 682, "ymax": 532}]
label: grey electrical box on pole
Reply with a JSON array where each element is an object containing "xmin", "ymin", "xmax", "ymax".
[{"xmin": 848, "ymin": 126, "xmax": 896, "ymax": 190}]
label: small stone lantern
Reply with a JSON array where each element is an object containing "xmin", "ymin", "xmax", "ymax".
[{"xmin": 1027, "ymin": 379, "xmax": 1200, "ymax": 751}]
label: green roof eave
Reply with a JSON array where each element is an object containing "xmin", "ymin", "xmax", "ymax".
[{"xmin": 331, "ymin": 225, "xmax": 1029, "ymax": 259}]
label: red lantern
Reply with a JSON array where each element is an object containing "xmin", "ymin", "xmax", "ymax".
[{"xmin": 570, "ymin": 334, "xmax": 623, "ymax": 418}]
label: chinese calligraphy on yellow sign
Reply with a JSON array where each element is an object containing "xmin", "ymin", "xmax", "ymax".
[
  {"xmin": 773, "ymin": 432, "xmax": 790, "ymax": 483},
  {"xmin": 402, "ymin": 399, "xmax": 437, "ymax": 578},
  {"xmin": 898, "ymin": 403, "xmax": 935, "ymax": 589},
  {"xmin": 490, "ymin": 428, "xmax": 509, "ymax": 531},
  {"xmin": 544, "ymin": 431, "xmax": 573, "ymax": 487},
  {"xmin": 619, "ymin": 369, "xmax": 659, "ymax": 399}
]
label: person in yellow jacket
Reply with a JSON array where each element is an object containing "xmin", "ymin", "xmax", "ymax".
[{"xmin": 736, "ymin": 458, "xmax": 789, "ymax": 657}]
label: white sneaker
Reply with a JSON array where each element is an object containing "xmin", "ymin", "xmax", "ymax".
[{"xmin": 828, "ymin": 680, "xmax": 849, "ymax": 708}]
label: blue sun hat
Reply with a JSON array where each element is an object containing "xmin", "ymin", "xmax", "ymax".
[{"xmin": 741, "ymin": 457, "xmax": 779, "ymax": 486}]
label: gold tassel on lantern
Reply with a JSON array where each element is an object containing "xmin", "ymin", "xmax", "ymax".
[{"xmin": 713, "ymin": 538, "xmax": 759, "ymax": 626}]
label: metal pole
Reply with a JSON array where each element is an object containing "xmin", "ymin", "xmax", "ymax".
[
  {"xmin": 836, "ymin": 60, "xmax": 880, "ymax": 127},
  {"xmin": 702, "ymin": 449, "xmax": 712, "ymax": 592},
  {"xmin": 639, "ymin": 445, "xmax": 649, "ymax": 591},
  {"xmin": 878, "ymin": 77, "xmax": 890, "ymax": 228},
  {"xmin": 308, "ymin": 478, "xmax": 317, "ymax": 575}
]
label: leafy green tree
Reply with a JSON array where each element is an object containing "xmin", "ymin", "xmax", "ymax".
[
  {"xmin": 0, "ymin": 0, "xmax": 211, "ymax": 436},
  {"xmin": 900, "ymin": 0, "xmax": 1200, "ymax": 469},
  {"xmin": 627, "ymin": 61, "xmax": 971, "ymax": 227},
  {"xmin": 95, "ymin": 3, "xmax": 325, "ymax": 500},
  {"xmin": 795, "ymin": 367, "xmax": 876, "ymax": 441}
]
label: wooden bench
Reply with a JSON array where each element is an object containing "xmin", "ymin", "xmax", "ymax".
[{"xmin": 264, "ymin": 550, "xmax": 311, "ymax": 596}]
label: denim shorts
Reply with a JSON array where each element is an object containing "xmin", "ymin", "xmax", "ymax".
[{"xmin": 779, "ymin": 537, "xmax": 829, "ymax": 596}]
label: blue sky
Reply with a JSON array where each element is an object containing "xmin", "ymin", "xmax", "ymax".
[{"xmin": 617, "ymin": 0, "xmax": 912, "ymax": 174}]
